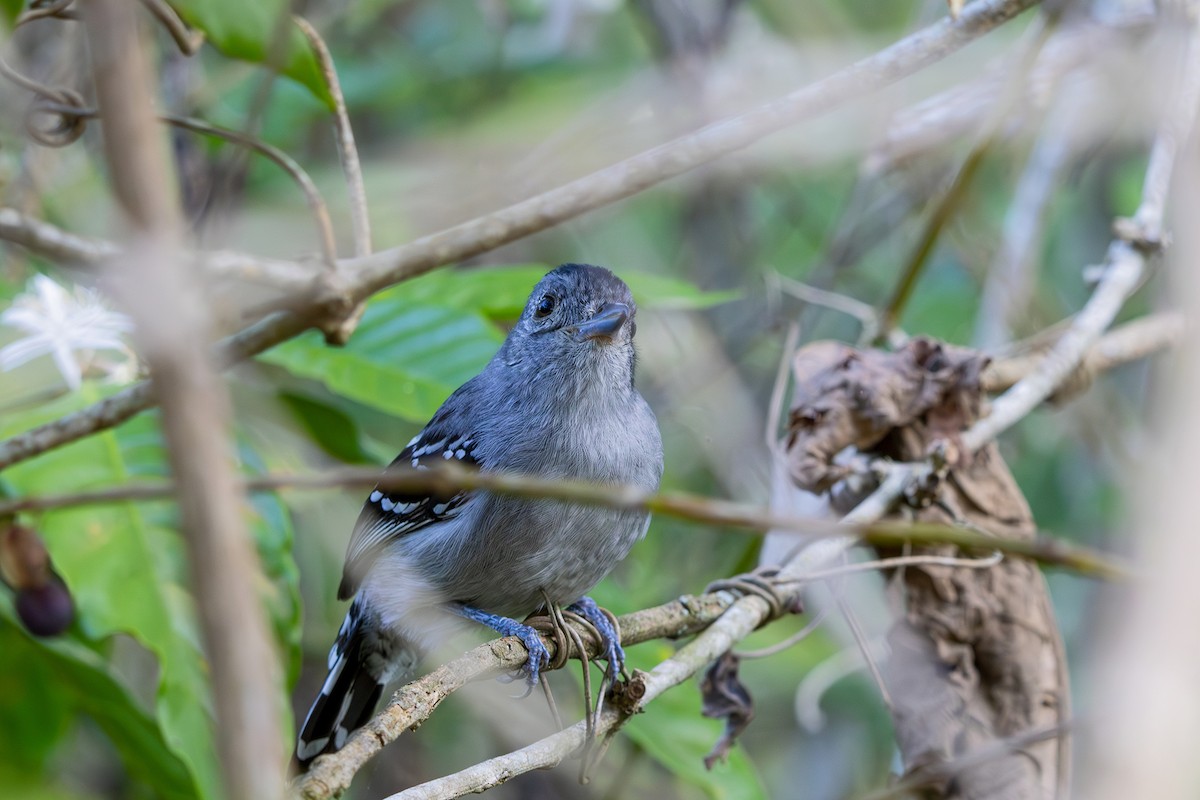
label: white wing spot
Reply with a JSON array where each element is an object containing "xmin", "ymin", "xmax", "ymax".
[
  {"xmin": 369, "ymin": 490, "xmax": 383, "ymax": 503},
  {"xmin": 443, "ymin": 450, "xmax": 453, "ymax": 459},
  {"xmin": 455, "ymin": 449, "xmax": 466, "ymax": 459},
  {"xmin": 406, "ymin": 434, "xmax": 420, "ymax": 448},
  {"xmin": 380, "ymin": 497, "xmax": 395, "ymax": 511},
  {"xmin": 413, "ymin": 438, "xmax": 447, "ymax": 458},
  {"xmin": 432, "ymin": 503, "xmax": 448, "ymax": 515}
]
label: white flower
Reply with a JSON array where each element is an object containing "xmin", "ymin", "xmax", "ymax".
[{"xmin": 0, "ymin": 274, "xmax": 134, "ymax": 390}]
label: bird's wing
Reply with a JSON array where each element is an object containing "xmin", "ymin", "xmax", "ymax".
[{"xmin": 337, "ymin": 426, "xmax": 479, "ymax": 599}]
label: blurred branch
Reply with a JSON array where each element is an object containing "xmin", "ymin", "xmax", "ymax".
[
  {"xmin": 81, "ymin": 4, "xmax": 285, "ymax": 800},
  {"xmin": 973, "ymin": 94, "xmax": 1075, "ymax": 348},
  {"xmin": 0, "ymin": 0, "xmax": 1041, "ymax": 470},
  {"xmin": 961, "ymin": 22, "xmax": 1200, "ymax": 452},
  {"xmin": 877, "ymin": 15, "xmax": 1056, "ymax": 340},
  {"xmin": 866, "ymin": 14, "xmax": 1151, "ymax": 173},
  {"xmin": 0, "ymin": 207, "xmax": 313, "ymax": 288},
  {"xmin": 0, "ymin": 461, "xmax": 1129, "ymax": 580},
  {"xmin": 982, "ymin": 312, "xmax": 1186, "ymax": 394}
]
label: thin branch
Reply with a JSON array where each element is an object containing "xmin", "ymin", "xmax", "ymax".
[
  {"xmin": 293, "ymin": 16, "xmax": 370, "ymax": 260},
  {"xmin": 158, "ymin": 112, "xmax": 338, "ymax": 269},
  {"xmin": 865, "ymin": 13, "xmax": 1151, "ymax": 173},
  {"xmin": 138, "ymin": 0, "xmax": 205, "ymax": 55},
  {"xmin": 770, "ymin": 272, "xmax": 880, "ymax": 344},
  {"xmin": 981, "ymin": 312, "xmax": 1186, "ymax": 394},
  {"xmin": 0, "ymin": 207, "xmax": 313, "ymax": 288},
  {"xmin": 0, "ymin": 462, "xmax": 1129, "ymax": 580},
  {"xmin": 0, "ymin": 0, "xmax": 1041, "ymax": 470},
  {"xmin": 973, "ymin": 91, "xmax": 1075, "ymax": 349}
]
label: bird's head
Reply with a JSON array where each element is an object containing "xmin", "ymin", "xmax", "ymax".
[{"xmin": 500, "ymin": 263, "xmax": 639, "ymax": 389}]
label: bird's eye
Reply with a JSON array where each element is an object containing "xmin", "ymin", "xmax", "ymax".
[{"xmin": 535, "ymin": 294, "xmax": 557, "ymax": 318}]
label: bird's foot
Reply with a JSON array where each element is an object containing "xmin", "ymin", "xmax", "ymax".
[
  {"xmin": 568, "ymin": 596, "xmax": 625, "ymax": 680},
  {"xmin": 452, "ymin": 604, "xmax": 550, "ymax": 690}
]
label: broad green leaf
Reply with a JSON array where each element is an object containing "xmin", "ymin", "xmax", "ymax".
[
  {"xmin": 402, "ymin": 265, "xmax": 740, "ymax": 320},
  {"xmin": 261, "ymin": 288, "xmax": 504, "ymax": 422},
  {"xmin": 262, "ymin": 267, "xmax": 735, "ymax": 423},
  {"xmin": 1, "ymin": 391, "xmax": 302, "ymax": 797},
  {"xmin": 278, "ymin": 391, "xmax": 377, "ymax": 464},
  {"xmin": 166, "ymin": 0, "xmax": 334, "ymax": 108},
  {"xmin": 0, "ymin": 606, "xmax": 196, "ymax": 799},
  {"xmin": 0, "ymin": 388, "xmax": 218, "ymax": 800},
  {"xmin": 0, "ymin": 608, "xmax": 73, "ymax": 771},
  {"xmin": 624, "ymin": 680, "xmax": 769, "ymax": 800},
  {"xmin": 0, "ymin": 0, "xmax": 23, "ymax": 26}
]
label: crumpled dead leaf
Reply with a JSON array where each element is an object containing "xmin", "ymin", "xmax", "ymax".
[
  {"xmin": 699, "ymin": 651, "xmax": 754, "ymax": 769},
  {"xmin": 781, "ymin": 337, "xmax": 1068, "ymax": 800}
]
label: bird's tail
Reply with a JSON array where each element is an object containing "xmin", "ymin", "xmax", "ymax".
[{"xmin": 295, "ymin": 600, "xmax": 391, "ymax": 768}]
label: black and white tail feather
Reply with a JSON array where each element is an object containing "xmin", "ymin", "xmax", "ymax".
[
  {"xmin": 294, "ymin": 425, "xmax": 477, "ymax": 767},
  {"xmin": 294, "ymin": 601, "xmax": 385, "ymax": 765}
]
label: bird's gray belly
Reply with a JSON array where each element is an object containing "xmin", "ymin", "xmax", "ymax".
[{"xmin": 415, "ymin": 494, "xmax": 648, "ymax": 617}]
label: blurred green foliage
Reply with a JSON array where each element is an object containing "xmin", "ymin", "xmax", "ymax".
[{"xmin": 0, "ymin": 0, "xmax": 1149, "ymax": 798}]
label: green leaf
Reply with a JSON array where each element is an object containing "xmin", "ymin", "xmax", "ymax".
[
  {"xmin": 278, "ymin": 392, "xmax": 377, "ymax": 464},
  {"xmin": 0, "ymin": 388, "xmax": 219, "ymax": 800},
  {"xmin": 261, "ymin": 287, "xmax": 504, "ymax": 422},
  {"xmin": 166, "ymin": 0, "xmax": 334, "ymax": 108},
  {"xmin": 263, "ymin": 267, "xmax": 735, "ymax": 423},
  {"xmin": 623, "ymin": 680, "xmax": 769, "ymax": 800},
  {"xmin": 0, "ymin": 609, "xmax": 73, "ymax": 771},
  {"xmin": 0, "ymin": 606, "xmax": 196, "ymax": 799},
  {"xmin": 402, "ymin": 265, "xmax": 741, "ymax": 321},
  {"xmin": 0, "ymin": 0, "xmax": 24, "ymax": 26}
]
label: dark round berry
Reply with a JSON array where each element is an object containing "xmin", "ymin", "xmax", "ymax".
[{"xmin": 15, "ymin": 576, "xmax": 74, "ymax": 637}]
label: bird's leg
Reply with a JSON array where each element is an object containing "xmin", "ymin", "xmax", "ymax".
[
  {"xmin": 450, "ymin": 604, "xmax": 550, "ymax": 689},
  {"xmin": 568, "ymin": 596, "xmax": 625, "ymax": 679}
]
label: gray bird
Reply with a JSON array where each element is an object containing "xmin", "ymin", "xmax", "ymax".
[{"xmin": 296, "ymin": 263, "xmax": 664, "ymax": 766}]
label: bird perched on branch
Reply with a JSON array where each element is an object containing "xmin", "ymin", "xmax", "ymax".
[{"xmin": 296, "ymin": 263, "xmax": 664, "ymax": 766}]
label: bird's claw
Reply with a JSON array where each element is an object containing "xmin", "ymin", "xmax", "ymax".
[
  {"xmin": 569, "ymin": 596, "xmax": 625, "ymax": 680},
  {"xmin": 450, "ymin": 604, "xmax": 551, "ymax": 692},
  {"xmin": 517, "ymin": 626, "xmax": 551, "ymax": 688}
]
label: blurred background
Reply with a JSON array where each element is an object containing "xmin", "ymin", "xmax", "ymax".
[{"xmin": 0, "ymin": 0, "xmax": 1176, "ymax": 798}]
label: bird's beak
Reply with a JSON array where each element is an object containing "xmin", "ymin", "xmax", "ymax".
[{"xmin": 573, "ymin": 302, "xmax": 630, "ymax": 342}]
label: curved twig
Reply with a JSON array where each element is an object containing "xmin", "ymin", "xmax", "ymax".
[{"xmin": 138, "ymin": 0, "xmax": 205, "ymax": 55}]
